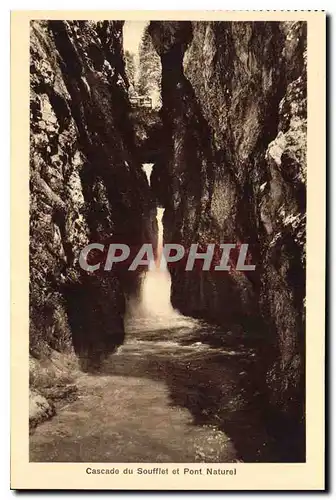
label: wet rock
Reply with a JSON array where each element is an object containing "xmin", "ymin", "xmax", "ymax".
[
  {"xmin": 29, "ymin": 389, "xmax": 56, "ymax": 430},
  {"xmin": 149, "ymin": 20, "xmax": 306, "ymax": 452},
  {"xmin": 30, "ymin": 21, "xmax": 156, "ymax": 367},
  {"xmin": 40, "ymin": 384, "xmax": 78, "ymax": 403}
]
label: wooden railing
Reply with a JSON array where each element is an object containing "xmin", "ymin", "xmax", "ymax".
[{"xmin": 129, "ymin": 96, "xmax": 152, "ymax": 109}]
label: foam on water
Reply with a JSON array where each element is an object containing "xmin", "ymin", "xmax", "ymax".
[{"xmin": 125, "ymin": 164, "xmax": 197, "ymax": 334}]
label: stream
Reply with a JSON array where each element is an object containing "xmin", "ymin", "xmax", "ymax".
[
  {"xmin": 30, "ymin": 311, "xmax": 279, "ymax": 463},
  {"xmin": 29, "ymin": 164, "xmax": 281, "ymax": 463}
]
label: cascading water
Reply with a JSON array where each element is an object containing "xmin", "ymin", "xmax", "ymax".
[
  {"xmin": 31, "ymin": 161, "xmax": 278, "ymax": 464},
  {"xmin": 124, "ymin": 163, "xmax": 197, "ymax": 333},
  {"xmin": 140, "ymin": 205, "xmax": 174, "ymax": 317}
]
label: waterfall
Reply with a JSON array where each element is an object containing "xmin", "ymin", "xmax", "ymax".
[
  {"xmin": 140, "ymin": 205, "xmax": 174, "ymax": 317},
  {"xmin": 128, "ymin": 163, "xmax": 174, "ymax": 318},
  {"xmin": 125, "ymin": 164, "xmax": 195, "ymax": 333}
]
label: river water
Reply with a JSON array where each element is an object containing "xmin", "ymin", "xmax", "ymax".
[
  {"xmin": 29, "ymin": 164, "xmax": 281, "ymax": 463},
  {"xmin": 30, "ymin": 303, "xmax": 280, "ymax": 462}
]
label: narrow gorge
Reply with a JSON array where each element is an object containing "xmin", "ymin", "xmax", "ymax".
[{"xmin": 29, "ymin": 19, "xmax": 306, "ymax": 463}]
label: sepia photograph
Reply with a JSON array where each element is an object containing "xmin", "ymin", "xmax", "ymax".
[{"xmin": 11, "ymin": 10, "xmax": 325, "ymax": 491}]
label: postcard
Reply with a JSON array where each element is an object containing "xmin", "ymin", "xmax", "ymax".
[{"xmin": 11, "ymin": 10, "xmax": 325, "ymax": 490}]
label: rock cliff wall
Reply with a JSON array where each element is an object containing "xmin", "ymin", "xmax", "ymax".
[
  {"xmin": 30, "ymin": 20, "xmax": 155, "ymax": 368},
  {"xmin": 149, "ymin": 20, "xmax": 306, "ymax": 446}
]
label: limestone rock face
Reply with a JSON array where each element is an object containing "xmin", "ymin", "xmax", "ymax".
[
  {"xmin": 29, "ymin": 389, "xmax": 55, "ymax": 429},
  {"xmin": 149, "ymin": 20, "xmax": 306, "ymax": 440},
  {"xmin": 30, "ymin": 21, "xmax": 155, "ymax": 367}
]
